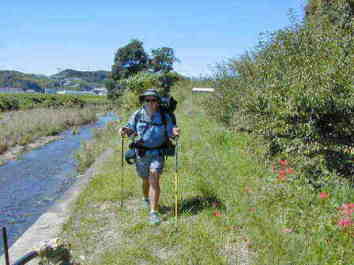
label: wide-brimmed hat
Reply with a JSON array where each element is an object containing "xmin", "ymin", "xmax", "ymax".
[{"xmin": 139, "ymin": 88, "xmax": 161, "ymax": 104}]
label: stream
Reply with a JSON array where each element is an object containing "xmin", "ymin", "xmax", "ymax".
[{"xmin": 0, "ymin": 112, "xmax": 118, "ymax": 254}]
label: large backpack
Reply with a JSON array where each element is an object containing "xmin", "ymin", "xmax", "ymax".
[{"xmin": 159, "ymin": 96, "xmax": 177, "ymax": 126}]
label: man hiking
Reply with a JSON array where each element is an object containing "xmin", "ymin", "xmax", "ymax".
[{"xmin": 120, "ymin": 89, "xmax": 180, "ymax": 225}]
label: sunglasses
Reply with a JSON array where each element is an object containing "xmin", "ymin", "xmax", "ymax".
[{"xmin": 145, "ymin": 98, "xmax": 158, "ymax": 103}]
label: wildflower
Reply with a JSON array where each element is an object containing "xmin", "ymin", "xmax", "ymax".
[
  {"xmin": 338, "ymin": 203, "xmax": 354, "ymax": 216},
  {"xmin": 339, "ymin": 203, "xmax": 354, "ymax": 210},
  {"xmin": 277, "ymin": 173, "xmax": 287, "ymax": 181},
  {"xmin": 286, "ymin": 168, "xmax": 295, "ymax": 174},
  {"xmin": 319, "ymin": 192, "xmax": 329, "ymax": 199},
  {"xmin": 279, "ymin": 169, "xmax": 287, "ymax": 176},
  {"xmin": 277, "ymin": 168, "xmax": 287, "ymax": 181},
  {"xmin": 341, "ymin": 208, "xmax": 354, "ymax": 216},
  {"xmin": 282, "ymin": 228, "xmax": 293, "ymax": 233},
  {"xmin": 279, "ymin": 159, "xmax": 288, "ymax": 167},
  {"xmin": 213, "ymin": 211, "xmax": 221, "ymax": 217},
  {"xmin": 337, "ymin": 218, "xmax": 353, "ymax": 228}
]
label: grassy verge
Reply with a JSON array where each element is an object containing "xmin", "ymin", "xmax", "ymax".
[
  {"xmin": 62, "ymin": 83, "xmax": 353, "ymax": 265},
  {"xmin": 0, "ymin": 106, "xmax": 100, "ymax": 154}
]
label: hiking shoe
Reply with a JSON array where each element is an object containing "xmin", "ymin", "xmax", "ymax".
[
  {"xmin": 142, "ymin": 198, "xmax": 150, "ymax": 209},
  {"xmin": 149, "ymin": 212, "xmax": 161, "ymax": 225}
]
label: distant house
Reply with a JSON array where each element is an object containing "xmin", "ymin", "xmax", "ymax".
[
  {"xmin": 56, "ymin": 90, "xmax": 96, "ymax": 95},
  {"xmin": 192, "ymin": 88, "xmax": 215, "ymax": 93},
  {"xmin": 25, "ymin": 89, "xmax": 37, "ymax": 93},
  {"xmin": 92, "ymin": 87, "xmax": 107, "ymax": 96}
]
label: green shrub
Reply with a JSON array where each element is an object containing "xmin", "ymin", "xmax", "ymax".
[
  {"xmin": 0, "ymin": 95, "xmax": 20, "ymax": 111},
  {"xmin": 118, "ymin": 71, "xmax": 160, "ymax": 95},
  {"xmin": 205, "ymin": 2, "xmax": 354, "ymax": 180}
]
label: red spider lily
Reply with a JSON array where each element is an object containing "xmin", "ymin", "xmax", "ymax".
[
  {"xmin": 279, "ymin": 169, "xmax": 287, "ymax": 176},
  {"xmin": 282, "ymin": 228, "xmax": 293, "ymax": 233},
  {"xmin": 213, "ymin": 211, "xmax": 222, "ymax": 217},
  {"xmin": 279, "ymin": 159, "xmax": 288, "ymax": 167},
  {"xmin": 286, "ymin": 168, "xmax": 295, "ymax": 174},
  {"xmin": 341, "ymin": 208, "xmax": 354, "ymax": 216},
  {"xmin": 249, "ymin": 207, "xmax": 256, "ymax": 212},
  {"xmin": 277, "ymin": 174, "xmax": 287, "ymax": 181},
  {"xmin": 338, "ymin": 203, "xmax": 354, "ymax": 216},
  {"xmin": 337, "ymin": 218, "xmax": 353, "ymax": 228},
  {"xmin": 319, "ymin": 192, "xmax": 329, "ymax": 199},
  {"xmin": 339, "ymin": 203, "xmax": 354, "ymax": 210}
]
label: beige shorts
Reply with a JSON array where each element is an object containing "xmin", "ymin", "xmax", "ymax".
[{"xmin": 135, "ymin": 155, "xmax": 164, "ymax": 178}]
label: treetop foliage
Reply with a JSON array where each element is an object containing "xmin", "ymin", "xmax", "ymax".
[
  {"xmin": 108, "ymin": 40, "xmax": 180, "ymax": 101},
  {"xmin": 111, "ymin": 39, "xmax": 178, "ymax": 81},
  {"xmin": 150, "ymin": 47, "xmax": 179, "ymax": 73},
  {"xmin": 305, "ymin": 0, "xmax": 354, "ymax": 24},
  {"xmin": 111, "ymin": 39, "xmax": 149, "ymax": 80}
]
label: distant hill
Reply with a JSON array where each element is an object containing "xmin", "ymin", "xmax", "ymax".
[
  {"xmin": 51, "ymin": 69, "xmax": 110, "ymax": 83},
  {"xmin": 0, "ymin": 71, "xmax": 50, "ymax": 92},
  {"xmin": 0, "ymin": 69, "xmax": 111, "ymax": 92}
]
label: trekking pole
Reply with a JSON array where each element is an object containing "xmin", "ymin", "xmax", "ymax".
[
  {"xmin": 120, "ymin": 135, "xmax": 125, "ymax": 208},
  {"xmin": 174, "ymin": 136, "xmax": 179, "ymax": 225},
  {"xmin": 2, "ymin": 227, "xmax": 10, "ymax": 265}
]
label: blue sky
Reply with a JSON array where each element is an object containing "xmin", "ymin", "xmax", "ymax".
[{"xmin": 0, "ymin": 0, "xmax": 306, "ymax": 77}]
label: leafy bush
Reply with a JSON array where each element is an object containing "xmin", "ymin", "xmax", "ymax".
[
  {"xmin": 205, "ymin": 2, "xmax": 354, "ymax": 181},
  {"xmin": 118, "ymin": 71, "xmax": 160, "ymax": 95},
  {"xmin": 0, "ymin": 95, "xmax": 20, "ymax": 111},
  {"xmin": 116, "ymin": 71, "xmax": 184, "ymax": 110}
]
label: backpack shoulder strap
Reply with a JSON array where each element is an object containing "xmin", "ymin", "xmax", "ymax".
[
  {"xmin": 160, "ymin": 110, "xmax": 168, "ymax": 126},
  {"xmin": 130, "ymin": 108, "xmax": 143, "ymax": 132},
  {"xmin": 159, "ymin": 110, "xmax": 170, "ymax": 141},
  {"xmin": 134, "ymin": 108, "xmax": 143, "ymax": 124}
]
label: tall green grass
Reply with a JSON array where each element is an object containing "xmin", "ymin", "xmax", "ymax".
[{"xmin": 0, "ymin": 107, "xmax": 98, "ymax": 155}]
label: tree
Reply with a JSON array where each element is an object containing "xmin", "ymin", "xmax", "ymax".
[
  {"xmin": 157, "ymin": 72, "xmax": 181, "ymax": 95},
  {"xmin": 305, "ymin": 0, "xmax": 354, "ymax": 22},
  {"xmin": 149, "ymin": 47, "xmax": 178, "ymax": 73},
  {"xmin": 111, "ymin": 39, "xmax": 148, "ymax": 81},
  {"xmin": 105, "ymin": 79, "xmax": 122, "ymax": 101}
]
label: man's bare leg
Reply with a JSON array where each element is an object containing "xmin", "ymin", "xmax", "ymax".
[
  {"xmin": 148, "ymin": 170, "xmax": 160, "ymax": 212},
  {"xmin": 142, "ymin": 178, "xmax": 149, "ymax": 200}
]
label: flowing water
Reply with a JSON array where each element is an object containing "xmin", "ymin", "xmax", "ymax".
[{"xmin": 0, "ymin": 112, "xmax": 118, "ymax": 254}]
